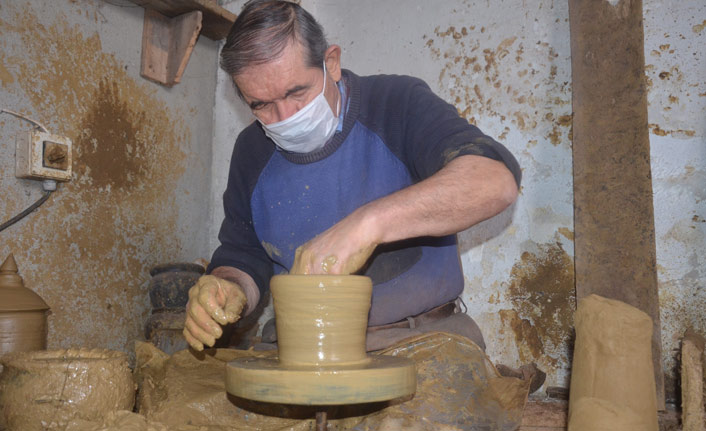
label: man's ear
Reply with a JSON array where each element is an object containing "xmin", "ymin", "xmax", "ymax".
[{"xmin": 324, "ymin": 45, "xmax": 342, "ymax": 82}]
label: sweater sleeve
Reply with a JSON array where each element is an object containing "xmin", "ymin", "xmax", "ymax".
[
  {"xmin": 207, "ymin": 125, "xmax": 274, "ymax": 298},
  {"xmin": 367, "ymin": 75, "xmax": 522, "ymax": 187}
]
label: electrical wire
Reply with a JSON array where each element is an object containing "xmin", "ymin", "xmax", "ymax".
[
  {"xmin": 0, "ymin": 190, "xmax": 54, "ymax": 233},
  {"xmin": 0, "ymin": 109, "xmax": 56, "ymax": 232},
  {"xmin": 0, "ymin": 109, "xmax": 48, "ymax": 133}
]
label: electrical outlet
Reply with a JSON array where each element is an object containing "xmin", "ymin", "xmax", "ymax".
[{"xmin": 15, "ymin": 130, "xmax": 72, "ymax": 181}]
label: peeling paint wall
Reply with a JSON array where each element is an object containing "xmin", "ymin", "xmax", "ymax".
[
  {"xmin": 212, "ymin": 0, "xmax": 705, "ymax": 397},
  {"xmin": 0, "ymin": 0, "xmax": 218, "ymax": 354},
  {"xmin": 644, "ymin": 0, "xmax": 706, "ymax": 397}
]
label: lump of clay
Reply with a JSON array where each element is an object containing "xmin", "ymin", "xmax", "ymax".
[
  {"xmin": 0, "ymin": 348, "xmax": 135, "ymax": 431},
  {"xmin": 568, "ymin": 294, "xmax": 658, "ymax": 431}
]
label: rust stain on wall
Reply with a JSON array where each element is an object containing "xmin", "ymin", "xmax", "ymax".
[
  {"xmin": 76, "ymin": 80, "xmax": 151, "ymax": 189},
  {"xmin": 498, "ymin": 309, "xmax": 544, "ymax": 363},
  {"xmin": 0, "ymin": 5, "xmax": 189, "ymax": 352},
  {"xmin": 693, "ymin": 19, "xmax": 706, "ymax": 34},
  {"xmin": 424, "ymin": 25, "xmax": 571, "ymax": 149},
  {"xmin": 0, "ymin": 55, "xmax": 14, "ymax": 87},
  {"xmin": 648, "ymin": 123, "xmax": 696, "ymax": 138},
  {"xmin": 503, "ymin": 242, "xmax": 575, "ymax": 367},
  {"xmin": 558, "ymin": 227, "xmax": 574, "ymax": 241}
]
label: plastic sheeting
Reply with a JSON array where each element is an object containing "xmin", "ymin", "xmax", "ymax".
[{"xmin": 131, "ymin": 332, "xmax": 528, "ymax": 431}]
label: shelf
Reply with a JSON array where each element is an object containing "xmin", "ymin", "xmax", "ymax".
[
  {"xmin": 127, "ymin": 0, "xmax": 237, "ymax": 86},
  {"xmin": 129, "ymin": 0, "xmax": 236, "ymax": 40}
]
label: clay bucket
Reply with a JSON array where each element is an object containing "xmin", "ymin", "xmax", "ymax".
[
  {"xmin": 0, "ymin": 348, "xmax": 135, "ymax": 431},
  {"xmin": 271, "ymin": 274, "xmax": 372, "ymax": 367}
]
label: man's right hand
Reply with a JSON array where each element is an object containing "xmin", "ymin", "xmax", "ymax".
[{"xmin": 183, "ymin": 275, "xmax": 247, "ymax": 351}]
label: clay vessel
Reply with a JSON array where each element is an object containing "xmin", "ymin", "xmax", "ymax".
[
  {"xmin": 144, "ymin": 309, "xmax": 188, "ymax": 354},
  {"xmin": 271, "ymin": 274, "xmax": 372, "ymax": 366},
  {"xmin": 0, "ymin": 254, "xmax": 49, "ymax": 356},
  {"xmin": 145, "ymin": 262, "xmax": 203, "ymax": 354},
  {"xmin": 0, "ymin": 348, "xmax": 135, "ymax": 430},
  {"xmin": 148, "ymin": 262, "xmax": 204, "ymax": 309}
]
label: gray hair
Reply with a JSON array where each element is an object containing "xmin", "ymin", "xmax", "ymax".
[{"xmin": 220, "ymin": 0, "xmax": 329, "ymax": 80}]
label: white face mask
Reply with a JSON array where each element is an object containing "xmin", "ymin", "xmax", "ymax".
[{"xmin": 259, "ymin": 64, "xmax": 340, "ymax": 154}]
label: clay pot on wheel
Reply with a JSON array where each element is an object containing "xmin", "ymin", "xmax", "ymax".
[
  {"xmin": 226, "ymin": 275, "xmax": 417, "ymax": 405},
  {"xmin": 0, "ymin": 348, "xmax": 135, "ymax": 431}
]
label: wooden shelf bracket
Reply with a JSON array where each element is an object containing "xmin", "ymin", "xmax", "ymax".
[
  {"xmin": 140, "ymin": 9, "xmax": 203, "ymax": 87},
  {"xmin": 129, "ymin": 1, "xmax": 236, "ymax": 86}
]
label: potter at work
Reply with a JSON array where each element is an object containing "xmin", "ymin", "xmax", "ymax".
[
  {"xmin": 184, "ymin": 0, "xmax": 521, "ymax": 354},
  {"xmin": 2, "ymin": 0, "xmax": 703, "ymax": 428}
]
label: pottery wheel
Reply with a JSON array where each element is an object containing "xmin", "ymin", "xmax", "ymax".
[{"xmin": 226, "ymin": 355, "xmax": 416, "ymax": 405}]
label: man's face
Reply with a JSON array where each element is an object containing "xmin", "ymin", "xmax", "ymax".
[{"xmin": 234, "ymin": 41, "xmax": 341, "ymax": 125}]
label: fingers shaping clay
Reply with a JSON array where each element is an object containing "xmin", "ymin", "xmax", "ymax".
[
  {"xmin": 0, "ymin": 348, "xmax": 135, "ymax": 431},
  {"xmin": 226, "ymin": 275, "xmax": 416, "ymax": 405},
  {"xmin": 568, "ymin": 294, "xmax": 658, "ymax": 431}
]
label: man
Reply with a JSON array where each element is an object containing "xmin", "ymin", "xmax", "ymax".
[{"xmin": 183, "ymin": 0, "xmax": 521, "ymax": 353}]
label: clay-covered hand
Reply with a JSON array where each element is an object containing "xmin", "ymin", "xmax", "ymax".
[
  {"xmin": 290, "ymin": 209, "xmax": 379, "ymax": 275},
  {"xmin": 183, "ymin": 275, "xmax": 246, "ymax": 351}
]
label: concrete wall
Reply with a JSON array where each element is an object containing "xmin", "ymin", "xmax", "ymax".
[
  {"xmin": 645, "ymin": 0, "xmax": 706, "ymax": 396},
  {"xmin": 212, "ymin": 0, "xmax": 705, "ymax": 397},
  {"xmin": 0, "ymin": 0, "xmax": 218, "ymax": 354}
]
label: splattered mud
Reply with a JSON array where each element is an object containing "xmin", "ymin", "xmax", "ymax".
[{"xmin": 0, "ymin": 3, "xmax": 192, "ymax": 353}]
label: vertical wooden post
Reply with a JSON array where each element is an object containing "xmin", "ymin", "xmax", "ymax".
[{"xmin": 569, "ymin": 0, "xmax": 665, "ymax": 408}]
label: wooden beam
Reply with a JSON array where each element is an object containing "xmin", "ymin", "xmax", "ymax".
[
  {"xmin": 568, "ymin": 0, "xmax": 665, "ymax": 408},
  {"xmin": 140, "ymin": 9, "xmax": 202, "ymax": 87},
  {"xmin": 129, "ymin": 0, "xmax": 236, "ymax": 40}
]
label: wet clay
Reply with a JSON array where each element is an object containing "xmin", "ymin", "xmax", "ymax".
[
  {"xmin": 291, "ymin": 244, "xmax": 376, "ymax": 275},
  {"xmin": 272, "ymin": 274, "xmax": 371, "ymax": 366},
  {"xmin": 227, "ymin": 355, "xmax": 416, "ymax": 405},
  {"xmin": 226, "ymin": 275, "xmax": 416, "ymax": 405},
  {"xmin": 137, "ymin": 333, "xmax": 528, "ymax": 430},
  {"xmin": 64, "ymin": 410, "xmax": 170, "ymax": 431},
  {"xmin": 0, "ymin": 348, "xmax": 135, "ymax": 431},
  {"xmin": 568, "ymin": 295, "xmax": 658, "ymax": 431}
]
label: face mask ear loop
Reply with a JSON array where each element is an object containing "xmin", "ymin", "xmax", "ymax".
[
  {"xmin": 322, "ymin": 61, "xmax": 341, "ymax": 117},
  {"xmin": 322, "ymin": 62, "xmax": 328, "ymax": 95}
]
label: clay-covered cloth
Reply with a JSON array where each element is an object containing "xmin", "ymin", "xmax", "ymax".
[{"xmin": 131, "ymin": 332, "xmax": 529, "ymax": 431}]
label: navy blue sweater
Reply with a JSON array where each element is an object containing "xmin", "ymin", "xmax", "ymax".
[{"xmin": 209, "ymin": 69, "xmax": 521, "ymax": 325}]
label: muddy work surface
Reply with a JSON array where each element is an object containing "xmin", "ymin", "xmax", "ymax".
[{"xmin": 130, "ymin": 332, "xmax": 529, "ymax": 431}]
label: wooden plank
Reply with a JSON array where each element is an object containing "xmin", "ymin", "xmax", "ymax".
[
  {"xmin": 170, "ymin": 10, "xmax": 203, "ymax": 84},
  {"xmin": 129, "ymin": 0, "xmax": 236, "ymax": 40},
  {"xmin": 140, "ymin": 9, "xmax": 202, "ymax": 87},
  {"xmin": 568, "ymin": 0, "xmax": 665, "ymax": 408}
]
